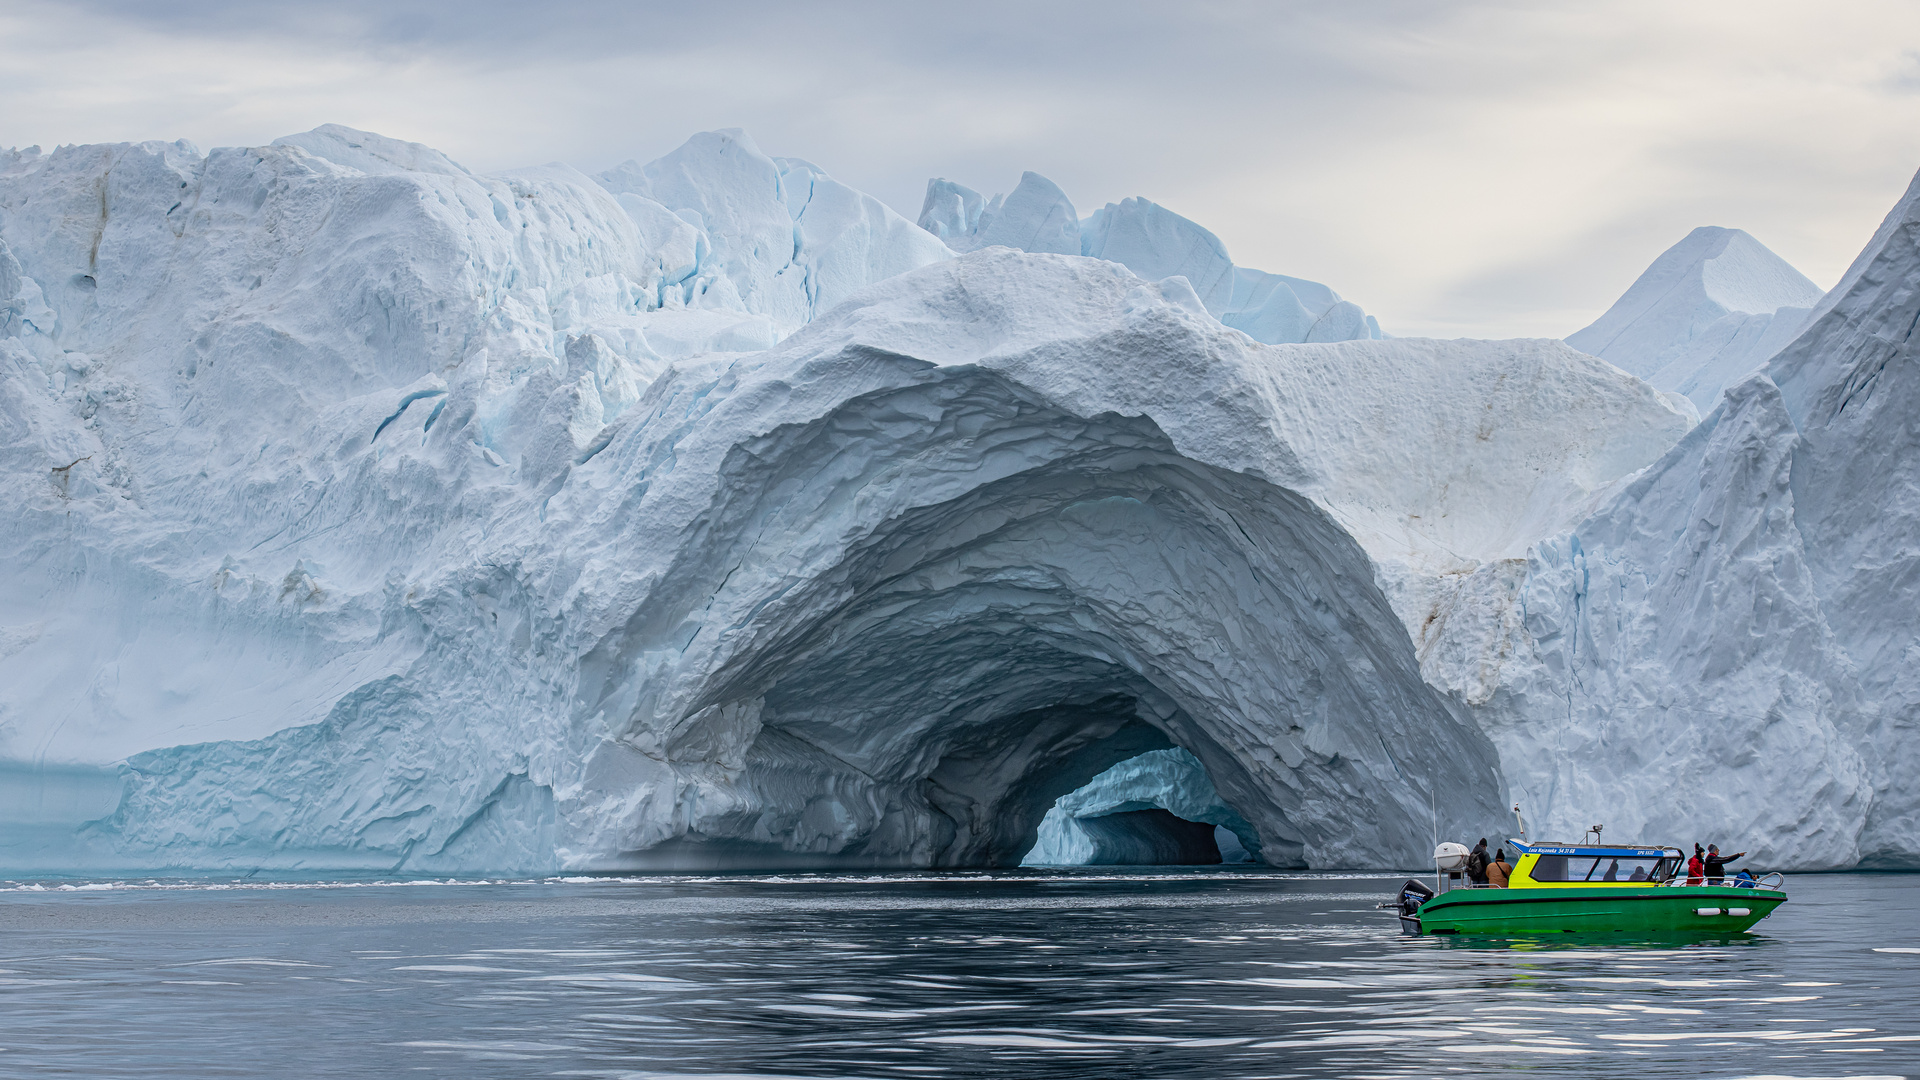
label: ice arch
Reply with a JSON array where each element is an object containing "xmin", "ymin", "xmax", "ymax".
[
  {"xmin": 1023, "ymin": 748, "xmax": 1257, "ymax": 866},
  {"xmin": 79, "ymin": 250, "xmax": 1614, "ymax": 874},
  {"xmin": 575, "ymin": 361, "xmax": 1502, "ymax": 869}
]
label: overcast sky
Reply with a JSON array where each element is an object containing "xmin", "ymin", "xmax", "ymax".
[{"xmin": 5, "ymin": 0, "xmax": 1920, "ymax": 337}]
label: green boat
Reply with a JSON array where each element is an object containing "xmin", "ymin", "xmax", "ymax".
[{"xmin": 1394, "ymin": 838, "xmax": 1787, "ymax": 936}]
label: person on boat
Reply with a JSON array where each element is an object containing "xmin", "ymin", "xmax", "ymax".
[
  {"xmin": 1467, "ymin": 839, "xmax": 1490, "ymax": 884},
  {"xmin": 1733, "ymin": 868, "xmax": 1760, "ymax": 888},
  {"xmin": 1602, "ymin": 858, "xmax": 1621, "ymax": 881},
  {"xmin": 1704, "ymin": 844, "xmax": 1746, "ymax": 885},
  {"xmin": 1687, "ymin": 845, "xmax": 1706, "ymax": 885},
  {"xmin": 1486, "ymin": 849, "xmax": 1512, "ymax": 888}
]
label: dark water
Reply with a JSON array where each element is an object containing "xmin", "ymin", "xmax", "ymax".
[{"xmin": 2, "ymin": 869, "xmax": 1916, "ymax": 1079}]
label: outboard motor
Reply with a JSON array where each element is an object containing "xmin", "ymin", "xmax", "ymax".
[{"xmin": 1395, "ymin": 878, "xmax": 1435, "ymax": 934}]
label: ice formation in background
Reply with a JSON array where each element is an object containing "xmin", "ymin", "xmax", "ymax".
[
  {"xmin": 596, "ymin": 130, "xmax": 951, "ymax": 350},
  {"xmin": 919, "ymin": 172, "xmax": 1081, "ymax": 257},
  {"xmin": 918, "ymin": 174, "xmax": 1383, "ymax": 344},
  {"xmin": 2, "ymin": 122, "xmax": 1916, "ymax": 875},
  {"xmin": 1023, "ymin": 749, "xmax": 1256, "ymax": 865},
  {"xmin": 1566, "ymin": 227, "xmax": 1824, "ymax": 413}
]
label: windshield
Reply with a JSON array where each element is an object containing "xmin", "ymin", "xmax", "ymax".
[{"xmin": 1529, "ymin": 854, "xmax": 1673, "ymax": 882}]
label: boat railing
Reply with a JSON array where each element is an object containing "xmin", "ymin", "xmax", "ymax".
[
  {"xmin": 1443, "ymin": 873, "xmax": 1784, "ymax": 891},
  {"xmin": 1658, "ymin": 871, "xmax": 1785, "ymax": 891}
]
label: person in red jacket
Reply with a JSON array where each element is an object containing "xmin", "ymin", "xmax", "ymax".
[{"xmin": 1687, "ymin": 844, "xmax": 1706, "ymax": 885}]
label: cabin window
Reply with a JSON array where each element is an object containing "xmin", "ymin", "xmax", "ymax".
[{"xmin": 1528, "ymin": 855, "xmax": 1668, "ymax": 882}]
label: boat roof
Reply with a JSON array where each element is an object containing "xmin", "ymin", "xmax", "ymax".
[{"xmin": 1508, "ymin": 838, "xmax": 1679, "ymax": 858}]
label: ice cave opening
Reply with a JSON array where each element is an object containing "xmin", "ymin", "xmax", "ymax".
[
  {"xmin": 1021, "ymin": 747, "xmax": 1259, "ymax": 866},
  {"xmin": 590, "ymin": 369, "xmax": 1498, "ymax": 871}
]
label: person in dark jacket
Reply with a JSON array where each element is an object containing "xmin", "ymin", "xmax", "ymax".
[
  {"xmin": 1466, "ymin": 839, "xmax": 1490, "ymax": 884},
  {"xmin": 1704, "ymin": 844, "xmax": 1746, "ymax": 885}
]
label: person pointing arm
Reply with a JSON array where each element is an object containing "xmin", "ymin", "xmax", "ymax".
[{"xmin": 1704, "ymin": 845, "xmax": 1746, "ymax": 885}]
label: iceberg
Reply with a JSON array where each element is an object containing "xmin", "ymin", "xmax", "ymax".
[
  {"xmin": 1079, "ymin": 196, "xmax": 1383, "ymax": 344},
  {"xmin": 918, "ymin": 174, "xmax": 1383, "ymax": 344},
  {"xmin": 1427, "ymin": 195, "xmax": 1920, "ymax": 869},
  {"xmin": 919, "ymin": 171, "xmax": 1081, "ymax": 257},
  {"xmin": 1567, "ymin": 227, "xmax": 1825, "ymax": 413},
  {"xmin": 1759, "ymin": 172, "xmax": 1920, "ymax": 866},
  {"xmin": 1, "ymin": 123, "xmax": 1914, "ymax": 874}
]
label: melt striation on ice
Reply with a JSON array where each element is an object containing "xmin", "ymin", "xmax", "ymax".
[
  {"xmin": 0, "ymin": 122, "xmax": 1914, "ymax": 874},
  {"xmin": 1567, "ymin": 227, "xmax": 1824, "ymax": 414}
]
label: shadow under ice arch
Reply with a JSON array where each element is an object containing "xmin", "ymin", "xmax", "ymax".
[{"xmin": 584, "ymin": 360, "xmax": 1503, "ymax": 869}]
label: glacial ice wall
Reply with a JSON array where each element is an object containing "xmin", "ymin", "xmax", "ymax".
[
  {"xmin": 0, "ymin": 124, "xmax": 946, "ymax": 762},
  {"xmin": 1761, "ymin": 171, "xmax": 1920, "ymax": 866},
  {"xmin": 1427, "ymin": 191, "xmax": 1920, "ymax": 868},
  {"xmin": 0, "ymin": 125, "xmax": 948, "ymax": 871},
  {"xmin": 1567, "ymin": 227, "xmax": 1824, "ymax": 413},
  {"xmin": 3, "ymin": 122, "xmax": 1915, "ymax": 873}
]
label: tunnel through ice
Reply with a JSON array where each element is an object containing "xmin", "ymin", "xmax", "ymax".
[
  {"xmin": 589, "ymin": 366, "xmax": 1501, "ymax": 871},
  {"xmin": 1022, "ymin": 747, "xmax": 1259, "ymax": 866}
]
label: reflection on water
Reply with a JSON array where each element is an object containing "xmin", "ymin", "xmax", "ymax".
[{"xmin": 1, "ymin": 870, "xmax": 1916, "ymax": 1078}]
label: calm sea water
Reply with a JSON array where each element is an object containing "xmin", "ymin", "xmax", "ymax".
[{"xmin": 1, "ymin": 869, "xmax": 1916, "ymax": 1079}]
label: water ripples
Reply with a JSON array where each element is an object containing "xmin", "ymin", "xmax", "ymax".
[{"xmin": 0, "ymin": 870, "xmax": 1915, "ymax": 1078}]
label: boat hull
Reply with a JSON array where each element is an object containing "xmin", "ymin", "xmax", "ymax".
[{"xmin": 1410, "ymin": 885, "xmax": 1786, "ymax": 935}]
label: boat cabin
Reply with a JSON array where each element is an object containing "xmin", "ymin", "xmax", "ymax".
[{"xmin": 1504, "ymin": 838, "xmax": 1683, "ymax": 887}]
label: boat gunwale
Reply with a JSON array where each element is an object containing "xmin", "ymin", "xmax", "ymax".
[{"xmin": 1416, "ymin": 886, "xmax": 1786, "ymax": 912}]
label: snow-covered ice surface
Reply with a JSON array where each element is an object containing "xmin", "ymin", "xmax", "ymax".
[
  {"xmin": 1566, "ymin": 226, "xmax": 1824, "ymax": 414},
  {"xmin": 0, "ymin": 124, "xmax": 1913, "ymax": 873},
  {"xmin": 918, "ymin": 174, "xmax": 1382, "ymax": 344}
]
